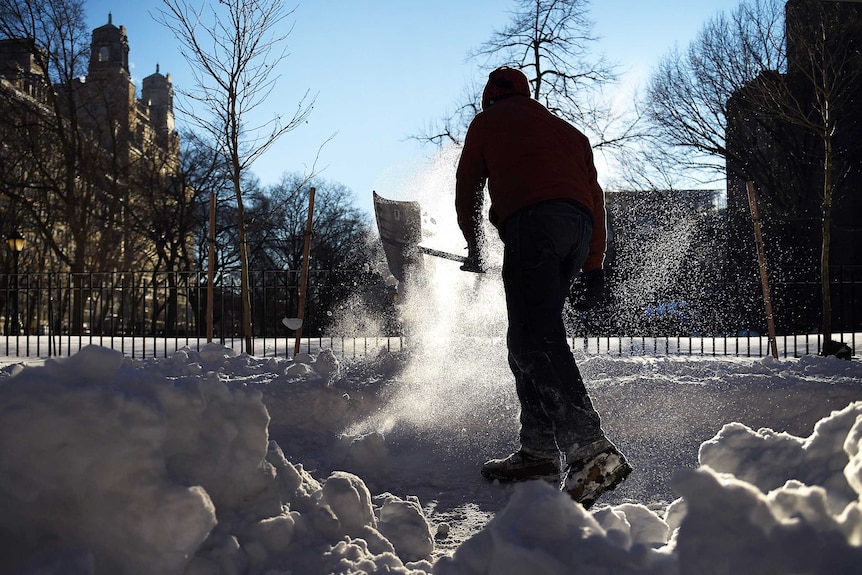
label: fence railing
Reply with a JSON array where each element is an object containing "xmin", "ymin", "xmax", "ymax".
[
  {"xmin": 1, "ymin": 333, "xmax": 857, "ymax": 362},
  {"xmin": 0, "ymin": 268, "xmax": 859, "ymax": 360},
  {"xmin": 0, "ymin": 269, "xmax": 330, "ymax": 338}
]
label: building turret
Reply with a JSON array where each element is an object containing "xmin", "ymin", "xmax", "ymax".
[
  {"xmin": 142, "ymin": 64, "xmax": 176, "ymax": 151},
  {"xmin": 88, "ymin": 13, "xmax": 130, "ymax": 79}
]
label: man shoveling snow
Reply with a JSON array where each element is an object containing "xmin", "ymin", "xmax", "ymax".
[{"xmin": 454, "ymin": 66, "xmax": 631, "ymax": 509}]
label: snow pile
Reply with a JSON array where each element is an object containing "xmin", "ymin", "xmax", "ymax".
[
  {"xmin": 435, "ymin": 482, "xmax": 676, "ymax": 575},
  {"xmin": 1, "ymin": 344, "xmax": 862, "ymax": 574},
  {"xmin": 0, "ymin": 345, "xmax": 433, "ymax": 575},
  {"xmin": 439, "ymin": 400, "xmax": 862, "ymax": 575}
]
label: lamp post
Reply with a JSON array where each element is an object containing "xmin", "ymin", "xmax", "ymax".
[{"xmin": 7, "ymin": 230, "xmax": 25, "ymax": 335}]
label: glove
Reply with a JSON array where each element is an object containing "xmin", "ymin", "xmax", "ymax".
[
  {"xmin": 572, "ymin": 269, "xmax": 605, "ymax": 311},
  {"xmin": 460, "ymin": 244, "xmax": 485, "ymax": 273}
]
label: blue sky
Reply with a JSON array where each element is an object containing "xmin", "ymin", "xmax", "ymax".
[{"xmin": 85, "ymin": 0, "xmax": 741, "ymax": 215}]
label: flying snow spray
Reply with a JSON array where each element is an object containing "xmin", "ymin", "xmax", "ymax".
[{"xmin": 341, "ymin": 146, "xmax": 517, "ymax": 449}]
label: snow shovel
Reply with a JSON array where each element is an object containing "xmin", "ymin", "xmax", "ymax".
[{"xmin": 373, "ymin": 191, "xmax": 480, "ymax": 281}]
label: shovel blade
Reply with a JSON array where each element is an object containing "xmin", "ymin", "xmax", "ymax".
[
  {"xmin": 373, "ymin": 191, "xmax": 472, "ymax": 280},
  {"xmin": 373, "ymin": 191, "xmax": 423, "ymax": 282}
]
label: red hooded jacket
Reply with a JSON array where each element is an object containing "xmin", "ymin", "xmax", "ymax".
[{"xmin": 455, "ymin": 94, "xmax": 607, "ymax": 272}]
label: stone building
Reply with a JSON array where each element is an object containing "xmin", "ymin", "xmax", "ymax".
[
  {"xmin": 0, "ymin": 13, "xmax": 182, "ymax": 273},
  {"xmin": 80, "ymin": 14, "xmax": 178, "ymax": 170}
]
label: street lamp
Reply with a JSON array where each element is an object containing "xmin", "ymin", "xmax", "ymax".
[{"xmin": 7, "ymin": 230, "xmax": 25, "ymax": 335}]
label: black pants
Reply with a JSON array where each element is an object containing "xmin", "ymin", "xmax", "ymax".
[{"xmin": 501, "ymin": 200, "xmax": 604, "ymax": 460}]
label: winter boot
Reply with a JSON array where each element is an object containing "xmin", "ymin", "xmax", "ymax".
[
  {"xmin": 481, "ymin": 450, "xmax": 562, "ymax": 484},
  {"xmin": 564, "ymin": 438, "xmax": 632, "ymax": 509}
]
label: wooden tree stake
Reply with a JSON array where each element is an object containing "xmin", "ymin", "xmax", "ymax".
[
  {"xmin": 746, "ymin": 181, "xmax": 779, "ymax": 359},
  {"xmin": 294, "ymin": 187, "xmax": 316, "ymax": 356},
  {"xmin": 207, "ymin": 191, "xmax": 216, "ymax": 342}
]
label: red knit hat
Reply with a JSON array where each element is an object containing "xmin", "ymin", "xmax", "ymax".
[{"xmin": 481, "ymin": 67, "xmax": 531, "ymax": 109}]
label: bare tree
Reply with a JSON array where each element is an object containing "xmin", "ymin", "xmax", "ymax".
[
  {"xmin": 416, "ymin": 0, "xmax": 630, "ymax": 150},
  {"xmin": 124, "ymin": 129, "xmax": 220, "ymax": 335},
  {"xmin": 156, "ymin": 0, "xmax": 315, "ymax": 353},
  {"xmin": 415, "ymin": 78, "xmax": 485, "ymax": 147},
  {"xmin": 642, "ymin": 0, "xmax": 793, "ymax": 343},
  {"xmin": 246, "ymin": 174, "xmax": 370, "ymax": 272},
  {"xmin": 734, "ymin": 0, "xmax": 862, "ymax": 348},
  {"xmin": 645, "ymin": 0, "xmax": 862, "ymax": 350},
  {"xmin": 643, "ymin": 0, "xmax": 787, "ymax": 186},
  {"xmin": 176, "ymin": 131, "xmax": 236, "ymax": 274},
  {"xmin": 238, "ymin": 174, "xmax": 375, "ymax": 335}
]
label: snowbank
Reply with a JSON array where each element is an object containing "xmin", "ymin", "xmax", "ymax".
[
  {"xmin": 1, "ymin": 344, "xmax": 862, "ymax": 574},
  {"xmin": 0, "ymin": 345, "xmax": 433, "ymax": 575},
  {"xmin": 437, "ymin": 401, "xmax": 862, "ymax": 575}
]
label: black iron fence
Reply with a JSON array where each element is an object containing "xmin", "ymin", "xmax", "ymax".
[
  {"xmin": 0, "ymin": 267, "xmax": 859, "ymax": 360},
  {"xmin": 0, "ymin": 269, "xmax": 354, "ymax": 358},
  {"xmin": 1, "ymin": 269, "xmax": 319, "ymax": 337}
]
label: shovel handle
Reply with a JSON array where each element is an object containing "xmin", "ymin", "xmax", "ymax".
[{"xmin": 417, "ymin": 245, "xmax": 467, "ymax": 263}]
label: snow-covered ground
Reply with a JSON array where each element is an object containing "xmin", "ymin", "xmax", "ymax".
[{"xmin": 1, "ymin": 339, "xmax": 862, "ymax": 575}]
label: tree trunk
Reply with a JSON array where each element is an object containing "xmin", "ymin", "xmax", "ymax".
[
  {"xmin": 820, "ymin": 132, "xmax": 833, "ymax": 348},
  {"xmin": 234, "ymin": 177, "xmax": 254, "ymax": 354}
]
